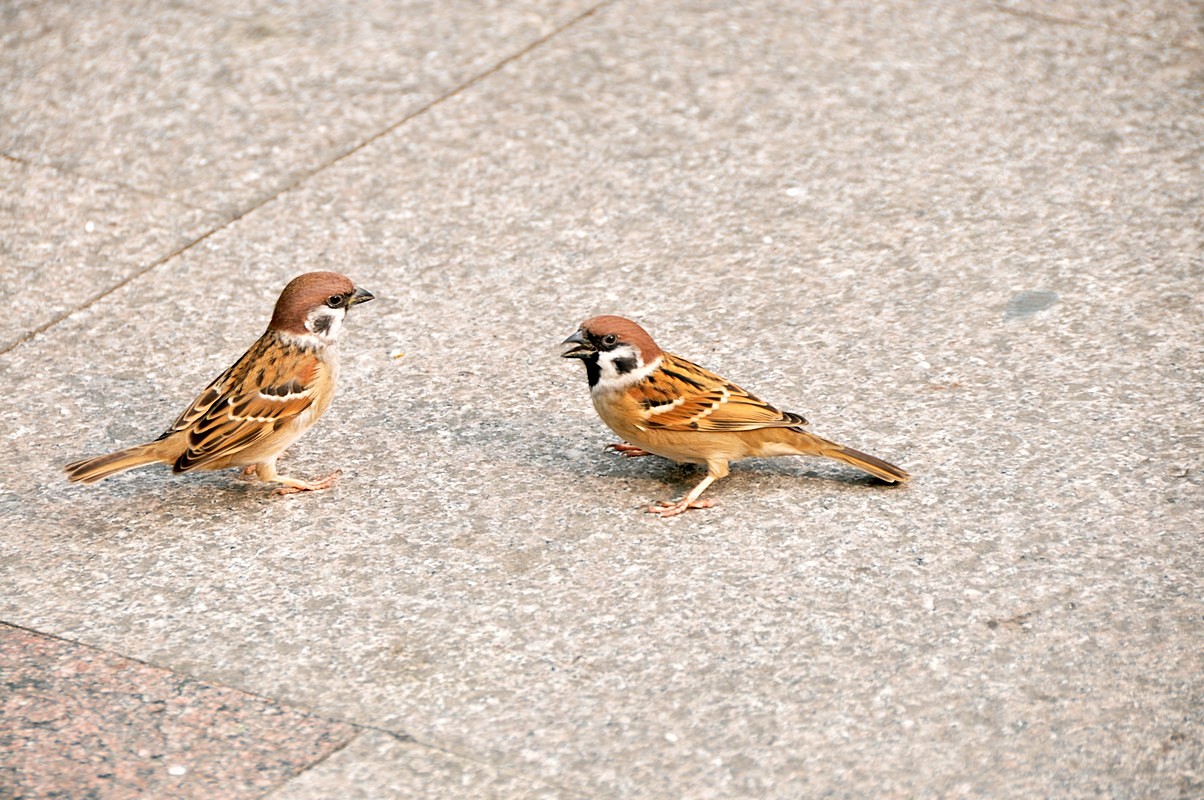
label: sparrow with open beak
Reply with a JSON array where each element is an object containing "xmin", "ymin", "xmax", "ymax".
[
  {"xmin": 562, "ymin": 315, "xmax": 909, "ymax": 516},
  {"xmin": 65, "ymin": 271, "xmax": 375, "ymax": 493}
]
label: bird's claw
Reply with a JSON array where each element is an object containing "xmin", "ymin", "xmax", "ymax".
[
  {"xmin": 271, "ymin": 469, "xmax": 342, "ymax": 495},
  {"xmin": 605, "ymin": 443, "xmax": 653, "ymax": 458},
  {"xmin": 645, "ymin": 497, "xmax": 717, "ymax": 517}
]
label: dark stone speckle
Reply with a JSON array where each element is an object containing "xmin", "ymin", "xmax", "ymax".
[{"xmin": 1005, "ymin": 290, "xmax": 1059, "ymax": 319}]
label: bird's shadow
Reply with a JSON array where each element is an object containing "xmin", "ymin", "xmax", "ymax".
[{"xmin": 556, "ymin": 439, "xmax": 897, "ymax": 491}]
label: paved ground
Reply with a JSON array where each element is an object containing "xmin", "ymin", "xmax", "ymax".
[{"xmin": 2, "ymin": 1, "xmax": 1201, "ymax": 797}]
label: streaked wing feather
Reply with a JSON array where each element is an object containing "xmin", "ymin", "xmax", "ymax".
[
  {"xmin": 638, "ymin": 354, "xmax": 807, "ymax": 432},
  {"xmin": 158, "ymin": 372, "xmax": 234, "ymax": 440},
  {"xmin": 171, "ymin": 340, "xmax": 323, "ymax": 471},
  {"xmin": 175, "ymin": 419, "xmax": 277, "ymax": 472}
]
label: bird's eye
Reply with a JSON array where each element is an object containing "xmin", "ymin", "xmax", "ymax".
[
  {"xmin": 601, "ymin": 333, "xmax": 619, "ymax": 347},
  {"xmin": 325, "ymin": 295, "xmax": 343, "ymax": 308}
]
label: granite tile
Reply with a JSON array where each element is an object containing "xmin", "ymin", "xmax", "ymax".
[
  {"xmin": 0, "ymin": 0, "xmax": 604, "ymax": 215},
  {"xmin": 0, "ymin": 1, "xmax": 1200, "ymax": 798},
  {"xmin": 0, "ymin": 623, "xmax": 357, "ymax": 799},
  {"xmin": 266, "ymin": 730, "xmax": 581, "ymax": 800},
  {"xmin": 993, "ymin": 0, "xmax": 1204, "ymax": 46},
  {"xmin": 0, "ymin": 158, "xmax": 223, "ymax": 352}
]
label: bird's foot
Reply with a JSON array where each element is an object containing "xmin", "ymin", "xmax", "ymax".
[
  {"xmin": 645, "ymin": 497, "xmax": 717, "ymax": 518},
  {"xmin": 238, "ymin": 466, "xmax": 258, "ymax": 480},
  {"xmin": 271, "ymin": 470, "xmax": 342, "ymax": 495},
  {"xmin": 605, "ymin": 443, "xmax": 653, "ymax": 458}
]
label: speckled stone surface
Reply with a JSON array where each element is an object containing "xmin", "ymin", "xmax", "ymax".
[
  {"xmin": 0, "ymin": 623, "xmax": 356, "ymax": 798},
  {"xmin": 0, "ymin": 158, "xmax": 224, "ymax": 352},
  {"xmin": 267, "ymin": 730, "xmax": 581, "ymax": 799},
  {"xmin": 1, "ymin": 0, "xmax": 1201, "ymax": 798},
  {"xmin": 0, "ymin": 0, "xmax": 602, "ymax": 216},
  {"xmin": 994, "ymin": 0, "xmax": 1201, "ymax": 44}
]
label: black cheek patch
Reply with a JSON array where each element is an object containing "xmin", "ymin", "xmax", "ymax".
[
  {"xmin": 612, "ymin": 356, "xmax": 637, "ymax": 375},
  {"xmin": 312, "ymin": 314, "xmax": 333, "ymax": 335}
]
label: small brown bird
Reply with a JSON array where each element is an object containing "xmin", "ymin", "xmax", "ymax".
[
  {"xmin": 562, "ymin": 315, "xmax": 909, "ymax": 516},
  {"xmin": 65, "ymin": 271, "xmax": 375, "ymax": 493}
]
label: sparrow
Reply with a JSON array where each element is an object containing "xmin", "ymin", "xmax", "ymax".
[
  {"xmin": 561, "ymin": 315, "xmax": 909, "ymax": 517},
  {"xmin": 65, "ymin": 271, "xmax": 375, "ymax": 493}
]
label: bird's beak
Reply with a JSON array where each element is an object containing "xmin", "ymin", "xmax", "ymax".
[
  {"xmin": 561, "ymin": 329, "xmax": 594, "ymax": 359},
  {"xmin": 348, "ymin": 287, "xmax": 375, "ymax": 306}
]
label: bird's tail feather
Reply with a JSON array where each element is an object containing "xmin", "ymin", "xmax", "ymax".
[
  {"xmin": 792, "ymin": 431, "xmax": 910, "ymax": 483},
  {"xmin": 64, "ymin": 443, "xmax": 165, "ymax": 484}
]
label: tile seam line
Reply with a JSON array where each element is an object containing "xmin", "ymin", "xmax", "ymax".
[
  {"xmin": 0, "ymin": 0, "xmax": 618, "ymax": 358},
  {"xmin": 986, "ymin": 2, "xmax": 1166, "ymax": 40},
  {"xmin": 2, "ymin": 620, "xmax": 593, "ymax": 799},
  {"xmin": 260, "ymin": 728, "xmax": 594, "ymax": 800},
  {"xmin": 256, "ymin": 728, "xmax": 367, "ymax": 799}
]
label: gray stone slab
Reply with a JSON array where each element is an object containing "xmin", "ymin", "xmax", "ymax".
[
  {"xmin": 995, "ymin": 0, "xmax": 1202, "ymax": 45},
  {"xmin": 0, "ymin": 158, "xmax": 223, "ymax": 352},
  {"xmin": 1, "ymin": 1, "xmax": 1200, "ymax": 798},
  {"xmin": 267, "ymin": 730, "xmax": 580, "ymax": 800},
  {"xmin": 0, "ymin": 0, "xmax": 601, "ymax": 215}
]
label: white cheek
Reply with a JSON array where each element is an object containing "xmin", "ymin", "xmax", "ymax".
[
  {"xmin": 598, "ymin": 353, "xmax": 619, "ymax": 382},
  {"xmin": 306, "ymin": 307, "xmax": 346, "ymax": 341},
  {"xmin": 593, "ymin": 349, "xmax": 660, "ymax": 393}
]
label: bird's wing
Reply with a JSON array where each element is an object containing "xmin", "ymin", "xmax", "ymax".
[
  {"xmin": 161, "ymin": 337, "xmax": 325, "ymax": 471},
  {"xmin": 635, "ymin": 353, "xmax": 807, "ymax": 432}
]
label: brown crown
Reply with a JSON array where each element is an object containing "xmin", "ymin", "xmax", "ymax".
[
  {"xmin": 269, "ymin": 271, "xmax": 357, "ymax": 334},
  {"xmin": 579, "ymin": 315, "xmax": 663, "ymax": 360}
]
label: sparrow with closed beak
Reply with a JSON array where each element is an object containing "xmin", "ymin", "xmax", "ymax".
[
  {"xmin": 562, "ymin": 315, "xmax": 909, "ymax": 516},
  {"xmin": 65, "ymin": 271, "xmax": 375, "ymax": 493}
]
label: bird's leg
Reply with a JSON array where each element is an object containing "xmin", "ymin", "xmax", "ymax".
[
  {"xmin": 605, "ymin": 442, "xmax": 653, "ymax": 457},
  {"xmin": 255, "ymin": 460, "xmax": 342, "ymax": 495},
  {"xmin": 647, "ymin": 460, "xmax": 728, "ymax": 517},
  {"xmin": 242, "ymin": 447, "xmax": 292, "ymax": 480},
  {"xmin": 647, "ymin": 474, "xmax": 717, "ymax": 517}
]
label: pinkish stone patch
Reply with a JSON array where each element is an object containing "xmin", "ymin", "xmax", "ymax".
[{"xmin": 0, "ymin": 623, "xmax": 358, "ymax": 798}]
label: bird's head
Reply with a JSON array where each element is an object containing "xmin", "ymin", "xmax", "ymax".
[
  {"xmin": 561, "ymin": 315, "xmax": 663, "ymax": 390},
  {"xmin": 269, "ymin": 271, "xmax": 375, "ymax": 345}
]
